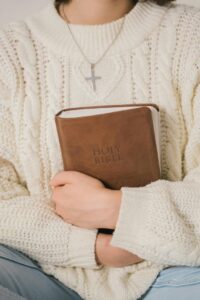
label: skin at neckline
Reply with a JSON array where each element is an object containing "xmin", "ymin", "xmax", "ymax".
[{"xmin": 58, "ymin": 0, "xmax": 135, "ymax": 25}]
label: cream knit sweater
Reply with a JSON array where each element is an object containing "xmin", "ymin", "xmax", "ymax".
[{"xmin": 0, "ymin": 1, "xmax": 200, "ymax": 299}]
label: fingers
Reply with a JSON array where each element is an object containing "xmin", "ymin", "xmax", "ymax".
[
  {"xmin": 50, "ymin": 170, "xmax": 98, "ymax": 187},
  {"xmin": 51, "ymin": 185, "xmax": 63, "ymax": 203},
  {"xmin": 50, "ymin": 170, "xmax": 79, "ymax": 187}
]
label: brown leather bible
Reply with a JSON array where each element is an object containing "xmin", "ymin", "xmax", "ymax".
[{"xmin": 55, "ymin": 103, "xmax": 161, "ymax": 190}]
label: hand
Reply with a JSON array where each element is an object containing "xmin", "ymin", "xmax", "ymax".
[
  {"xmin": 50, "ymin": 171, "xmax": 122, "ymax": 229},
  {"xmin": 95, "ymin": 233, "xmax": 144, "ymax": 267}
]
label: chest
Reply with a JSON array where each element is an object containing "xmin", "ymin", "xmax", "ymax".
[{"xmin": 13, "ymin": 43, "xmax": 187, "ymax": 198}]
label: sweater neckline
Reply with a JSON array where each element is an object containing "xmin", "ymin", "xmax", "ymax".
[{"xmin": 25, "ymin": 0, "xmax": 170, "ymax": 60}]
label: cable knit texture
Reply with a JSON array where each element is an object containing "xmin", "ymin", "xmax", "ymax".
[{"xmin": 0, "ymin": 1, "xmax": 200, "ymax": 299}]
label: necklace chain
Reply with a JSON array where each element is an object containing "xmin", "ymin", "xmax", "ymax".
[{"xmin": 61, "ymin": 3, "xmax": 126, "ymax": 67}]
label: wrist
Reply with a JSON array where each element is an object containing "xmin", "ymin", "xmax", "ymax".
[
  {"xmin": 95, "ymin": 233, "xmax": 112, "ymax": 265},
  {"xmin": 95, "ymin": 234, "xmax": 101, "ymax": 265},
  {"xmin": 100, "ymin": 188, "xmax": 122, "ymax": 230}
]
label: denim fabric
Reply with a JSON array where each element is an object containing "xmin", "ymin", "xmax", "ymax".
[
  {"xmin": 0, "ymin": 285, "xmax": 26, "ymax": 300},
  {"xmin": 0, "ymin": 244, "xmax": 83, "ymax": 300},
  {"xmin": 0, "ymin": 244, "xmax": 200, "ymax": 300},
  {"xmin": 140, "ymin": 265, "xmax": 200, "ymax": 299}
]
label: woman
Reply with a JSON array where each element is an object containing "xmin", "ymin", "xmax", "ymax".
[{"xmin": 0, "ymin": 0, "xmax": 200, "ymax": 299}]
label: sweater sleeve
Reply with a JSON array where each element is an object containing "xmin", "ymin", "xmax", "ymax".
[
  {"xmin": 110, "ymin": 31, "xmax": 200, "ymax": 267},
  {"xmin": 0, "ymin": 31, "xmax": 99, "ymax": 269}
]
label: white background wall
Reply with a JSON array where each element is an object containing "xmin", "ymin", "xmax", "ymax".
[{"xmin": 0, "ymin": 0, "xmax": 199, "ymax": 25}]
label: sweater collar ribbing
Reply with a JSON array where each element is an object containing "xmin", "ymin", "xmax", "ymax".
[{"xmin": 25, "ymin": 0, "xmax": 170, "ymax": 60}]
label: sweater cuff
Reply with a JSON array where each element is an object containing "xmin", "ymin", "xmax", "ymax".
[
  {"xmin": 110, "ymin": 185, "xmax": 157, "ymax": 260},
  {"xmin": 67, "ymin": 225, "xmax": 100, "ymax": 269}
]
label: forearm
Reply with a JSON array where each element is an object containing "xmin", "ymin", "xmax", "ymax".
[
  {"xmin": 111, "ymin": 176, "xmax": 200, "ymax": 266},
  {"xmin": 0, "ymin": 192, "xmax": 98, "ymax": 268},
  {"xmin": 95, "ymin": 233, "xmax": 144, "ymax": 267}
]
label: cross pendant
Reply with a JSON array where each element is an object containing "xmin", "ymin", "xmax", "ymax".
[{"xmin": 85, "ymin": 64, "xmax": 102, "ymax": 92}]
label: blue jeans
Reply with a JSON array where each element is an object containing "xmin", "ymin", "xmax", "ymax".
[{"xmin": 0, "ymin": 244, "xmax": 200, "ymax": 300}]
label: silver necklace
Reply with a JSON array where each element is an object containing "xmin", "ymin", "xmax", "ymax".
[{"xmin": 61, "ymin": 3, "xmax": 126, "ymax": 92}]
